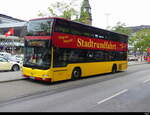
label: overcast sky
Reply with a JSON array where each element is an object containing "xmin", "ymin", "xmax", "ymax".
[{"xmin": 1, "ymin": 0, "xmax": 150, "ymax": 29}]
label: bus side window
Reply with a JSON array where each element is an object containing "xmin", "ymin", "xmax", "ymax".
[
  {"xmin": 70, "ymin": 22, "xmax": 82, "ymax": 36},
  {"xmin": 71, "ymin": 29, "xmax": 81, "ymax": 36},
  {"xmin": 53, "ymin": 48, "xmax": 68, "ymax": 67},
  {"xmin": 94, "ymin": 51, "xmax": 105, "ymax": 61},
  {"xmin": 54, "ymin": 19, "xmax": 70, "ymax": 33},
  {"xmin": 82, "ymin": 26, "xmax": 94, "ymax": 38},
  {"xmin": 104, "ymin": 51, "xmax": 109, "ymax": 61},
  {"xmin": 115, "ymin": 52, "xmax": 126, "ymax": 61},
  {"xmin": 94, "ymin": 34, "xmax": 105, "ymax": 39},
  {"xmin": 94, "ymin": 29, "xmax": 107, "ymax": 39},
  {"xmin": 68, "ymin": 49, "xmax": 85, "ymax": 63}
]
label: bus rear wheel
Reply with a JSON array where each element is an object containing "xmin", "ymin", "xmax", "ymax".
[
  {"xmin": 71, "ymin": 68, "xmax": 81, "ymax": 80},
  {"xmin": 112, "ymin": 65, "xmax": 117, "ymax": 73}
]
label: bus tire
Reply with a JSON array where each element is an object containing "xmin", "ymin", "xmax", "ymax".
[
  {"xmin": 112, "ymin": 64, "xmax": 117, "ymax": 73},
  {"xmin": 71, "ymin": 68, "xmax": 81, "ymax": 80}
]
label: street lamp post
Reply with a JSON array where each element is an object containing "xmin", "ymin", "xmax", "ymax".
[{"xmin": 104, "ymin": 13, "xmax": 111, "ymax": 29}]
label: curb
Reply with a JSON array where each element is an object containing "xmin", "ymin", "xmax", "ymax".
[
  {"xmin": 128, "ymin": 62, "xmax": 147, "ymax": 66},
  {"xmin": 0, "ymin": 78, "xmax": 26, "ymax": 83}
]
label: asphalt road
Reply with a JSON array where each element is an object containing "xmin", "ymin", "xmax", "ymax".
[{"xmin": 0, "ymin": 64, "xmax": 150, "ymax": 112}]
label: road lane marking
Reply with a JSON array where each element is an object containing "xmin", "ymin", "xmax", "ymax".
[
  {"xmin": 97, "ymin": 89, "xmax": 128, "ymax": 105},
  {"xmin": 143, "ymin": 79, "xmax": 150, "ymax": 83}
]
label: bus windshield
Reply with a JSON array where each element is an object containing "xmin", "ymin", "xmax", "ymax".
[
  {"xmin": 26, "ymin": 19, "xmax": 54, "ymax": 36},
  {"xmin": 23, "ymin": 40, "xmax": 51, "ymax": 70}
]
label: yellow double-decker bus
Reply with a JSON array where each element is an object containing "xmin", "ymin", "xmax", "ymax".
[{"xmin": 22, "ymin": 17, "xmax": 128, "ymax": 82}]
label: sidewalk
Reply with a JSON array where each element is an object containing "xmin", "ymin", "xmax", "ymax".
[
  {"xmin": 0, "ymin": 71, "xmax": 24, "ymax": 83},
  {"xmin": 0, "ymin": 61, "xmax": 147, "ymax": 83},
  {"xmin": 128, "ymin": 60, "xmax": 147, "ymax": 66}
]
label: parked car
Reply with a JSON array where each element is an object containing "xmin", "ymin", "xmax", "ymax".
[
  {"xmin": 0, "ymin": 52, "xmax": 11, "ymax": 60},
  {"xmin": 9, "ymin": 55, "xmax": 24, "ymax": 64},
  {"xmin": 128, "ymin": 55, "xmax": 138, "ymax": 61},
  {"xmin": 0, "ymin": 56, "xmax": 21, "ymax": 71},
  {"xmin": 0, "ymin": 52, "xmax": 23, "ymax": 64}
]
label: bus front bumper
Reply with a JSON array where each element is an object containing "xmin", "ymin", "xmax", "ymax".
[{"xmin": 22, "ymin": 67, "xmax": 52, "ymax": 82}]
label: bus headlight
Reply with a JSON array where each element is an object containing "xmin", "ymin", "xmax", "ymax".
[{"xmin": 42, "ymin": 75, "xmax": 49, "ymax": 77}]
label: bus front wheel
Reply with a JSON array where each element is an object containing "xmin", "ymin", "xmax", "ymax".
[{"xmin": 71, "ymin": 68, "xmax": 81, "ymax": 80}]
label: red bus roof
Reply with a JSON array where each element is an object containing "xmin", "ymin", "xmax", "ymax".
[{"xmin": 29, "ymin": 17, "xmax": 69, "ymax": 21}]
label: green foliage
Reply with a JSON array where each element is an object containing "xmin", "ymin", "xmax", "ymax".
[
  {"xmin": 130, "ymin": 29, "xmax": 150, "ymax": 52},
  {"xmin": 79, "ymin": 8, "xmax": 91, "ymax": 25},
  {"xmin": 111, "ymin": 22, "xmax": 150, "ymax": 53},
  {"xmin": 38, "ymin": 1, "xmax": 80, "ymax": 21},
  {"xmin": 38, "ymin": 0, "xmax": 91, "ymax": 25},
  {"xmin": 111, "ymin": 22, "xmax": 132, "ymax": 35},
  {"xmin": 0, "ymin": 29, "xmax": 3, "ymax": 35}
]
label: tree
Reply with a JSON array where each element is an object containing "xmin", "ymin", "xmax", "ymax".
[
  {"xmin": 38, "ymin": 0, "xmax": 92, "ymax": 25},
  {"xmin": 129, "ymin": 29, "xmax": 150, "ymax": 54},
  {"xmin": 79, "ymin": 7, "xmax": 91, "ymax": 25},
  {"xmin": 38, "ymin": 0, "xmax": 80, "ymax": 21},
  {"xmin": 111, "ymin": 22, "xmax": 132, "ymax": 36},
  {"xmin": 110, "ymin": 22, "xmax": 134, "ymax": 51}
]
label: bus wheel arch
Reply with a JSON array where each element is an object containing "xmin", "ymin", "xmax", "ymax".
[
  {"xmin": 71, "ymin": 67, "xmax": 82, "ymax": 80},
  {"xmin": 112, "ymin": 64, "xmax": 117, "ymax": 73}
]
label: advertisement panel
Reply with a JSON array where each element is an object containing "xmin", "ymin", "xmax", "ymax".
[{"xmin": 53, "ymin": 32, "xmax": 127, "ymax": 51}]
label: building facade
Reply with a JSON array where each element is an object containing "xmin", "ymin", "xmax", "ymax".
[
  {"xmin": 0, "ymin": 14, "xmax": 27, "ymax": 54},
  {"xmin": 0, "ymin": 14, "xmax": 25, "ymax": 24},
  {"xmin": 128, "ymin": 25, "xmax": 150, "ymax": 33}
]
